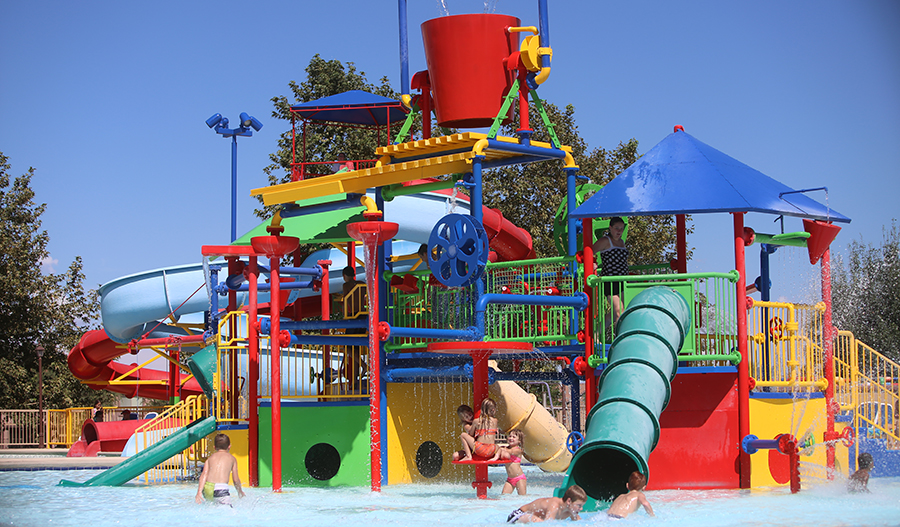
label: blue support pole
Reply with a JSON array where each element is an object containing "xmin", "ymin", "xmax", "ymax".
[{"xmin": 231, "ymin": 134, "xmax": 238, "ymax": 243}]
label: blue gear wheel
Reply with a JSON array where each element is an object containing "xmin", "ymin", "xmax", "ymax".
[
  {"xmin": 566, "ymin": 431, "xmax": 584, "ymax": 454},
  {"xmin": 427, "ymin": 214, "xmax": 489, "ymax": 288}
]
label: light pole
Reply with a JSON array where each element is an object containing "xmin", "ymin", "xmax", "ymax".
[
  {"xmin": 206, "ymin": 112, "xmax": 263, "ymax": 242},
  {"xmin": 36, "ymin": 345, "xmax": 44, "ymax": 449}
]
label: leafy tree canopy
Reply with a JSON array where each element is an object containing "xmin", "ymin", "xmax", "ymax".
[
  {"xmin": 0, "ymin": 152, "xmax": 103, "ymax": 409},
  {"xmin": 482, "ymin": 100, "xmax": 692, "ymax": 263},
  {"xmin": 832, "ymin": 221, "xmax": 900, "ymax": 362}
]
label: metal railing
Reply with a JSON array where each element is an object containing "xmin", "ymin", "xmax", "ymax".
[
  {"xmin": 135, "ymin": 395, "xmax": 209, "ymax": 484},
  {"xmin": 589, "ymin": 270, "xmax": 741, "ymax": 365},
  {"xmin": 747, "ymin": 301, "xmax": 828, "ymax": 391},
  {"xmin": 834, "ymin": 330, "xmax": 900, "ymax": 451},
  {"xmin": 0, "ymin": 410, "xmax": 44, "ymax": 448}
]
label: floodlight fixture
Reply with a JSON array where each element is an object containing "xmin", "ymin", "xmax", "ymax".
[{"xmin": 206, "ymin": 113, "xmax": 223, "ymax": 128}]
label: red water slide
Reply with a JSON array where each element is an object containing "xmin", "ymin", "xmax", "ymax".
[{"xmin": 68, "ymin": 329, "xmax": 204, "ymax": 401}]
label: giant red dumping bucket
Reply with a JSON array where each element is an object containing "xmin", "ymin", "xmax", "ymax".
[
  {"xmin": 421, "ymin": 14, "xmax": 520, "ymax": 128},
  {"xmin": 803, "ymin": 219, "xmax": 841, "ymax": 265}
]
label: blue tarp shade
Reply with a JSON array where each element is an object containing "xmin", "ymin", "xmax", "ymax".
[
  {"xmin": 290, "ymin": 90, "xmax": 408, "ymax": 126},
  {"xmin": 571, "ymin": 130, "xmax": 850, "ymax": 223}
]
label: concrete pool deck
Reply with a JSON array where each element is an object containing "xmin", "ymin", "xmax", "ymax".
[{"xmin": 0, "ymin": 449, "xmax": 125, "ymax": 471}]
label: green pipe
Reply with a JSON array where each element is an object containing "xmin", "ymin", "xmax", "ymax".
[
  {"xmin": 556, "ymin": 286, "xmax": 691, "ymax": 505},
  {"xmin": 754, "ymin": 231, "xmax": 810, "ymax": 248},
  {"xmin": 381, "ymin": 177, "xmax": 462, "ymax": 201}
]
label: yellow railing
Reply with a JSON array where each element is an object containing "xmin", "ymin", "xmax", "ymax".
[
  {"xmin": 834, "ymin": 330, "xmax": 900, "ymax": 451},
  {"xmin": 136, "ymin": 395, "xmax": 209, "ymax": 484},
  {"xmin": 747, "ymin": 301, "xmax": 827, "ymax": 391},
  {"xmin": 215, "ymin": 311, "xmax": 369, "ymax": 413},
  {"xmin": 43, "ymin": 406, "xmax": 169, "ymax": 448}
]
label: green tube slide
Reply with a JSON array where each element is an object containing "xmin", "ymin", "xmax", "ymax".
[
  {"xmin": 185, "ymin": 344, "xmax": 218, "ymax": 399},
  {"xmin": 556, "ymin": 286, "xmax": 691, "ymax": 503},
  {"xmin": 58, "ymin": 416, "xmax": 217, "ymax": 487}
]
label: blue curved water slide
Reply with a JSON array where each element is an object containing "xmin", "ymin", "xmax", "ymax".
[{"xmin": 99, "ymin": 191, "xmax": 463, "ymax": 344}]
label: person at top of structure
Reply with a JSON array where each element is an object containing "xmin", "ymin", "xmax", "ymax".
[
  {"xmin": 591, "ymin": 217, "xmax": 628, "ymax": 327},
  {"xmin": 849, "ymin": 452, "xmax": 874, "ymax": 493},
  {"xmin": 458, "ymin": 398, "xmax": 499, "ymax": 461},
  {"xmin": 494, "ymin": 429, "xmax": 528, "ymax": 495},
  {"xmin": 91, "ymin": 401, "xmax": 103, "ymax": 422},
  {"xmin": 195, "ymin": 433, "xmax": 245, "ymax": 506},
  {"xmin": 606, "ymin": 471, "xmax": 655, "ymax": 519},
  {"xmin": 506, "ymin": 484, "xmax": 586, "ymax": 523},
  {"xmin": 340, "ymin": 265, "xmax": 367, "ymax": 394}
]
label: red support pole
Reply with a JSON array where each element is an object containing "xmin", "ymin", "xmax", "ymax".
[
  {"xmin": 582, "ymin": 218, "xmax": 598, "ymax": 412},
  {"xmin": 319, "ymin": 260, "xmax": 331, "ymax": 388},
  {"xmin": 363, "ymin": 239, "xmax": 383, "ymax": 493},
  {"xmin": 471, "ymin": 351, "xmax": 492, "ymax": 498},
  {"xmin": 517, "ymin": 69, "xmax": 530, "ymax": 133},
  {"xmin": 227, "ymin": 257, "xmax": 240, "ymax": 418},
  {"xmin": 733, "ymin": 212, "xmax": 751, "ymax": 488},
  {"xmin": 822, "ymin": 248, "xmax": 837, "ymax": 478},
  {"xmin": 270, "ymin": 256, "xmax": 283, "ymax": 493},
  {"xmin": 676, "ymin": 214, "xmax": 687, "ymax": 274},
  {"xmin": 248, "ymin": 256, "xmax": 259, "ymax": 487}
]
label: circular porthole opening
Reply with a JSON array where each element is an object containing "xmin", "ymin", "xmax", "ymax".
[
  {"xmin": 305, "ymin": 442, "xmax": 341, "ymax": 481},
  {"xmin": 416, "ymin": 441, "xmax": 443, "ymax": 478}
]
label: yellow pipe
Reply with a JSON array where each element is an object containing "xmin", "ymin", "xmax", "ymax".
[
  {"xmin": 400, "ymin": 94, "xmax": 413, "ymax": 110},
  {"xmin": 508, "ymin": 26, "xmax": 538, "ymax": 35},
  {"xmin": 473, "ymin": 138, "xmax": 489, "ymax": 157},
  {"xmin": 564, "ymin": 152, "xmax": 578, "ymax": 169},
  {"xmin": 376, "ymin": 155, "xmax": 391, "ymax": 167},
  {"xmin": 360, "ymin": 195, "xmax": 380, "ymax": 215}
]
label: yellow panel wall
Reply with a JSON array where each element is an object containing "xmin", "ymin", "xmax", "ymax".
[
  {"xmin": 219, "ymin": 427, "xmax": 250, "ymax": 486},
  {"xmin": 386, "ymin": 381, "xmax": 479, "ymax": 484},
  {"xmin": 748, "ymin": 396, "xmax": 849, "ymax": 487}
]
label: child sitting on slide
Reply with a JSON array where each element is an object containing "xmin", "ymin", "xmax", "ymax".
[{"xmin": 458, "ymin": 398, "xmax": 498, "ymax": 461}]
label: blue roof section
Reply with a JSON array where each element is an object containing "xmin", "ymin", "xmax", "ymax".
[
  {"xmin": 290, "ymin": 90, "xmax": 408, "ymax": 126},
  {"xmin": 571, "ymin": 130, "xmax": 851, "ymax": 223}
]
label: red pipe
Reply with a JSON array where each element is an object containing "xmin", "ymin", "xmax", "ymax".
[
  {"xmin": 248, "ymin": 256, "xmax": 260, "ymax": 487},
  {"xmin": 733, "ymin": 213, "xmax": 751, "ymax": 488},
  {"xmin": 581, "ymin": 218, "xmax": 598, "ymax": 411},
  {"xmin": 364, "ymin": 237, "xmax": 383, "ymax": 492},
  {"xmin": 822, "ymin": 248, "xmax": 836, "ymax": 478},
  {"xmin": 517, "ymin": 68, "xmax": 530, "ymax": 133},
  {"xmin": 471, "ymin": 350, "xmax": 492, "ymax": 498},
  {"xmin": 676, "ymin": 214, "xmax": 687, "ymax": 274},
  {"xmin": 270, "ymin": 255, "xmax": 283, "ymax": 493}
]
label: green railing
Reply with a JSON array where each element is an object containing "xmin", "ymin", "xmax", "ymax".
[{"xmin": 587, "ymin": 270, "xmax": 741, "ymax": 367}]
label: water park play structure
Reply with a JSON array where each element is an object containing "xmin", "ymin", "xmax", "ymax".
[{"xmin": 59, "ymin": 0, "xmax": 900, "ymax": 507}]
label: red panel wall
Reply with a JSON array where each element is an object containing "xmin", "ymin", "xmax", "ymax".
[{"xmin": 647, "ymin": 370, "xmax": 740, "ymax": 490}]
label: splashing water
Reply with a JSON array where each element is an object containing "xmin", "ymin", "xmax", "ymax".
[{"xmin": 435, "ymin": 0, "xmax": 449, "ymax": 16}]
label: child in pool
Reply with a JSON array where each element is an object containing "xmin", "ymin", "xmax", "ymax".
[
  {"xmin": 493, "ymin": 429, "xmax": 527, "ymax": 495},
  {"xmin": 458, "ymin": 398, "xmax": 498, "ymax": 461},
  {"xmin": 506, "ymin": 484, "xmax": 585, "ymax": 523},
  {"xmin": 451, "ymin": 404, "xmax": 475, "ymax": 462},
  {"xmin": 606, "ymin": 471, "xmax": 654, "ymax": 519},
  {"xmin": 195, "ymin": 433, "xmax": 245, "ymax": 506},
  {"xmin": 849, "ymin": 452, "xmax": 874, "ymax": 493}
]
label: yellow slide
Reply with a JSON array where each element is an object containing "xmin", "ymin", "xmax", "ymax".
[{"xmin": 489, "ymin": 370, "xmax": 572, "ymax": 473}]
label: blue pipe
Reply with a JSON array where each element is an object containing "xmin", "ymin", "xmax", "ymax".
[
  {"xmin": 231, "ymin": 135, "xmax": 238, "ymax": 242},
  {"xmin": 217, "ymin": 279, "xmax": 314, "ymax": 294},
  {"xmin": 398, "ymin": 0, "xmax": 409, "ymax": 96},
  {"xmin": 538, "ymin": 0, "xmax": 551, "ymax": 69},
  {"xmin": 385, "ymin": 364, "xmax": 475, "ymax": 382},
  {"xmin": 260, "ymin": 318, "xmax": 368, "ymax": 334},
  {"xmin": 485, "ymin": 139, "xmax": 568, "ymax": 158},
  {"xmin": 280, "ymin": 194, "xmax": 364, "ymax": 219},
  {"xmin": 385, "ymin": 325, "xmax": 477, "ymax": 342},
  {"xmin": 209, "ymin": 267, "xmax": 220, "ymax": 329}
]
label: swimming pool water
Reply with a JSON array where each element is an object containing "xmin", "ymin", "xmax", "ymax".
[{"xmin": 1, "ymin": 466, "xmax": 898, "ymax": 526}]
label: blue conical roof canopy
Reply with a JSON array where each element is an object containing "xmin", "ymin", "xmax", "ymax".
[
  {"xmin": 290, "ymin": 90, "xmax": 408, "ymax": 126},
  {"xmin": 571, "ymin": 129, "xmax": 850, "ymax": 223}
]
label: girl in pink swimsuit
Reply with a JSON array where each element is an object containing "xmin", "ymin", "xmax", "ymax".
[{"xmin": 496, "ymin": 429, "xmax": 527, "ymax": 495}]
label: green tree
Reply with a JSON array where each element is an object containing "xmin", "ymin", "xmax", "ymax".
[
  {"xmin": 257, "ymin": 54, "xmax": 407, "ymax": 220},
  {"xmin": 832, "ymin": 221, "xmax": 900, "ymax": 362},
  {"xmin": 0, "ymin": 152, "xmax": 102, "ymax": 409},
  {"xmin": 482, "ymin": 100, "xmax": 689, "ymax": 263}
]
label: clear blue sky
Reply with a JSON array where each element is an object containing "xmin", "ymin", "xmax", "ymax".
[{"xmin": 1, "ymin": 0, "xmax": 898, "ymax": 303}]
